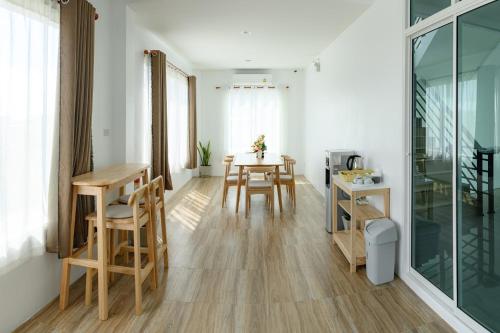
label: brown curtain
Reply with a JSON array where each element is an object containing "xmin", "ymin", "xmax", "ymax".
[
  {"xmin": 151, "ymin": 51, "xmax": 173, "ymax": 190},
  {"xmin": 186, "ymin": 76, "xmax": 197, "ymax": 169},
  {"xmin": 48, "ymin": 0, "xmax": 96, "ymax": 257}
]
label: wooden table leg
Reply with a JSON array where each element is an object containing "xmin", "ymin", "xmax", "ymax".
[
  {"xmin": 332, "ymin": 183, "xmax": 338, "ymax": 245},
  {"xmin": 350, "ymin": 192, "xmax": 357, "ymax": 273},
  {"xmin": 85, "ymin": 219, "xmax": 94, "ymax": 305},
  {"xmin": 275, "ymin": 165, "xmax": 283, "ymax": 213},
  {"xmin": 235, "ymin": 166, "xmax": 243, "ymax": 213},
  {"xmin": 384, "ymin": 189, "xmax": 390, "ymax": 218},
  {"xmin": 59, "ymin": 188, "xmax": 78, "ymax": 310},
  {"xmin": 96, "ymin": 187, "xmax": 109, "ymax": 320}
]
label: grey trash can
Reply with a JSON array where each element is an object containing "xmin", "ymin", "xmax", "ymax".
[{"xmin": 364, "ymin": 218, "xmax": 397, "ymax": 285}]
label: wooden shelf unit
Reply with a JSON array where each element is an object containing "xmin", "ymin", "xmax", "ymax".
[
  {"xmin": 337, "ymin": 200, "xmax": 385, "ymax": 225},
  {"xmin": 331, "ymin": 175, "xmax": 390, "ymax": 273},
  {"xmin": 333, "ymin": 230, "xmax": 366, "ymax": 266}
]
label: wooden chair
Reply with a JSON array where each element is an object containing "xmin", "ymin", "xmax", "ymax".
[
  {"xmin": 222, "ymin": 158, "xmax": 246, "ymax": 208},
  {"xmin": 280, "ymin": 155, "xmax": 291, "ymax": 175},
  {"xmin": 149, "ymin": 176, "xmax": 168, "ymax": 271},
  {"xmin": 224, "ymin": 155, "xmax": 239, "ymax": 176},
  {"xmin": 277, "ymin": 159, "xmax": 296, "ymax": 208},
  {"xmin": 245, "ymin": 166, "xmax": 275, "ymax": 218},
  {"xmin": 112, "ymin": 178, "xmax": 167, "ymax": 278},
  {"xmin": 85, "ymin": 184, "xmax": 157, "ymax": 315}
]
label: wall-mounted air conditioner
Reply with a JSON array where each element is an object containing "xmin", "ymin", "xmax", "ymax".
[{"xmin": 232, "ymin": 74, "xmax": 272, "ymax": 86}]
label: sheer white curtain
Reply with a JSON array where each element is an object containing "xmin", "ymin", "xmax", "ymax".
[
  {"xmin": 0, "ymin": 0, "xmax": 59, "ymax": 273},
  {"xmin": 141, "ymin": 56, "xmax": 152, "ymax": 165},
  {"xmin": 167, "ymin": 67, "xmax": 189, "ymax": 172},
  {"xmin": 227, "ymin": 87, "xmax": 281, "ymax": 154},
  {"xmin": 425, "ymin": 78, "xmax": 453, "ymax": 159},
  {"xmin": 459, "ymin": 73, "xmax": 478, "ymax": 149}
]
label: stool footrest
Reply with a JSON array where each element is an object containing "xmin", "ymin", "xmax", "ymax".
[{"xmin": 141, "ymin": 262, "xmax": 155, "ymax": 283}]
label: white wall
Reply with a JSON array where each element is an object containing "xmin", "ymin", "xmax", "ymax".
[
  {"xmin": 304, "ymin": 0, "xmax": 405, "ymax": 270},
  {"xmin": 125, "ymin": 7, "xmax": 195, "ymax": 200},
  {"xmin": 197, "ymin": 69, "xmax": 305, "ymax": 176}
]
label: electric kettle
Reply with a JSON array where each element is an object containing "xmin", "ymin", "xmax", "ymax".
[{"xmin": 346, "ymin": 155, "xmax": 363, "ymax": 170}]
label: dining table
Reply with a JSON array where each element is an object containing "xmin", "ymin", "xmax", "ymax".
[{"xmin": 233, "ymin": 153, "xmax": 284, "ymax": 213}]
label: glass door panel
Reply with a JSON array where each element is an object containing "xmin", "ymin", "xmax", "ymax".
[
  {"xmin": 411, "ymin": 23, "xmax": 454, "ymax": 298},
  {"xmin": 457, "ymin": 1, "xmax": 500, "ymax": 331}
]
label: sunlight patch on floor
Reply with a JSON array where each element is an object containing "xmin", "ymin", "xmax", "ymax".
[{"xmin": 168, "ymin": 190, "xmax": 211, "ymax": 232}]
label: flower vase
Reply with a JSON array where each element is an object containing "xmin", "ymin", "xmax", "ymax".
[{"xmin": 256, "ymin": 150, "xmax": 263, "ymax": 159}]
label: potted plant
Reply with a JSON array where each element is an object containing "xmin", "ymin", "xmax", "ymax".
[
  {"xmin": 197, "ymin": 140, "xmax": 212, "ymax": 177},
  {"xmin": 251, "ymin": 134, "xmax": 267, "ymax": 159}
]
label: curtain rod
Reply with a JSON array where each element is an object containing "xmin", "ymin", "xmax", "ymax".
[
  {"xmin": 58, "ymin": 0, "xmax": 99, "ymax": 20},
  {"xmin": 144, "ymin": 49, "xmax": 189, "ymax": 78},
  {"xmin": 215, "ymin": 85, "xmax": 290, "ymax": 90}
]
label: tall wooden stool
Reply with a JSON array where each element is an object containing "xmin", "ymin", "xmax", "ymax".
[
  {"xmin": 85, "ymin": 184, "xmax": 157, "ymax": 315},
  {"xmin": 150, "ymin": 176, "xmax": 168, "ymax": 271}
]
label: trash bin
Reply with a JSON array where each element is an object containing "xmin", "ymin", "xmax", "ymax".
[{"xmin": 364, "ymin": 218, "xmax": 398, "ymax": 285}]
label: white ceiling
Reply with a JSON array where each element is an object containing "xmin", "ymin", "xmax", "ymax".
[{"xmin": 129, "ymin": 0, "xmax": 372, "ymax": 69}]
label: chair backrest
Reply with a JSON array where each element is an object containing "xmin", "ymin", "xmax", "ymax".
[
  {"xmin": 223, "ymin": 159, "xmax": 232, "ymax": 179},
  {"xmin": 245, "ymin": 166, "xmax": 275, "ymax": 189},
  {"xmin": 287, "ymin": 159, "xmax": 296, "ymax": 179},
  {"xmin": 281, "ymin": 155, "xmax": 291, "ymax": 173},
  {"xmin": 128, "ymin": 183, "xmax": 152, "ymax": 222},
  {"xmin": 149, "ymin": 176, "xmax": 165, "ymax": 209}
]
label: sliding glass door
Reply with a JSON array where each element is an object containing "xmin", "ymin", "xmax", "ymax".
[
  {"xmin": 457, "ymin": 1, "xmax": 500, "ymax": 331},
  {"xmin": 411, "ymin": 24, "xmax": 454, "ymax": 298},
  {"xmin": 411, "ymin": 0, "xmax": 500, "ymax": 330}
]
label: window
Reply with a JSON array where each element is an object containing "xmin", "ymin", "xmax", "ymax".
[
  {"xmin": 167, "ymin": 67, "xmax": 189, "ymax": 172},
  {"xmin": 0, "ymin": 0, "xmax": 59, "ymax": 273},
  {"xmin": 227, "ymin": 87, "xmax": 282, "ymax": 154},
  {"xmin": 410, "ymin": 0, "xmax": 450, "ymax": 26}
]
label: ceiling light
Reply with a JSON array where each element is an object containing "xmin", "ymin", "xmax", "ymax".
[
  {"xmin": 241, "ymin": 30, "xmax": 251, "ymax": 36},
  {"xmin": 244, "ymin": 59, "xmax": 252, "ymax": 62}
]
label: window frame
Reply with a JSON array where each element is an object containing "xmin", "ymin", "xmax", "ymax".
[{"xmin": 404, "ymin": 0, "xmax": 497, "ymax": 332}]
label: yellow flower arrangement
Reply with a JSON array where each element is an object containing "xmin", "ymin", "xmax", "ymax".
[{"xmin": 251, "ymin": 134, "xmax": 267, "ymax": 152}]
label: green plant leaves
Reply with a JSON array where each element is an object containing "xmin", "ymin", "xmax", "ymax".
[{"xmin": 197, "ymin": 140, "xmax": 211, "ymax": 166}]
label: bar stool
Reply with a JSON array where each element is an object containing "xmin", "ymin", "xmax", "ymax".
[
  {"xmin": 113, "ymin": 177, "xmax": 167, "ymax": 278},
  {"xmin": 149, "ymin": 176, "xmax": 168, "ymax": 271},
  {"xmin": 85, "ymin": 184, "xmax": 157, "ymax": 315}
]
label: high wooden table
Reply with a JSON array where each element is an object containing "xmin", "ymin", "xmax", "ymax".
[
  {"xmin": 233, "ymin": 153, "xmax": 284, "ymax": 213},
  {"xmin": 332, "ymin": 175, "xmax": 390, "ymax": 273},
  {"xmin": 59, "ymin": 163, "xmax": 149, "ymax": 320}
]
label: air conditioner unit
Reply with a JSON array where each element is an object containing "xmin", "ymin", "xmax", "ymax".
[{"xmin": 233, "ymin": 74, "xmax": 272, "ymax": 86}]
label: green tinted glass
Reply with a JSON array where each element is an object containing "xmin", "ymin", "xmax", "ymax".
[
  {"xmin": 411, "ymin": 23, "xmax": 454, "ymax": 298},
  {"xmin": 457, "ymin": 1, "xmax": 500, "ymax": 331},
  {"xmin": 410, "ymin": 0, "xmax": 450, "ymax": 26}
]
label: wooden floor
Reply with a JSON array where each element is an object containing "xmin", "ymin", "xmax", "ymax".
[{"xmin": 16, "ymin": 176, "xmax": 454, "ymax": 333}]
